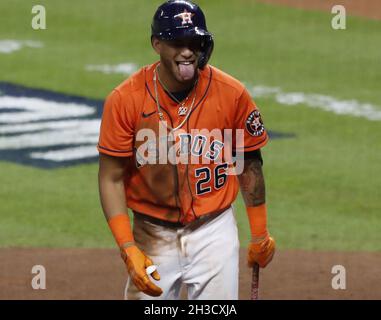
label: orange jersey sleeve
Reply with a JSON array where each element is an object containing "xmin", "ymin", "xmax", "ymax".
[
  {"xmin": 97, "ymin": 89, "xmax": 135, "ymax": 157},
  {"xmin": 234, "ymin": 87, "xmax": 269, "ymax": 152}
]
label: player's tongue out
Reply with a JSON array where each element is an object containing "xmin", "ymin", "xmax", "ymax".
[{"xmin": 178, "ymin": 62, "xmax": 195, "ymax": 81}]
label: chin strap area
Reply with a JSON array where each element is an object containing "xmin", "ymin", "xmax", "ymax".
[{"xmin": 198, "ymin": 35, "xmax": 214, "ymax": 69}]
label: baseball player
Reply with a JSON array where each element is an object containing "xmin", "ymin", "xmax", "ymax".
[{"xmin": 98, "ymin": 0, "xmax": 275, "ymax": 300}]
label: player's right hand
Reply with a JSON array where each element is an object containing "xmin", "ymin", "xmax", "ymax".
[{"xmin": 121, "ymin": 245, "xmax": 163, "ymax": 297}]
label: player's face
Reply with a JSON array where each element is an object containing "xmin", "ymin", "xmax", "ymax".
[{"xmin": 153, "ymin": 37, "xmax": 202, "ymax": 89}]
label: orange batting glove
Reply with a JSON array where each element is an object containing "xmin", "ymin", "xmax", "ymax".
[
  {"xmin": 246, "ymin": 204, "xmax": 276, "ymax": 268},
  {"xmin": 108, "ymin": 213, "xmax": 163, "ymax": 297},
  {"xmin": 248, "ymin": 235, "xmax": 275, "ymax": 268},
  {"xmin": 121, "ymin": 245, "xmax": 163, "ymax": 297}
]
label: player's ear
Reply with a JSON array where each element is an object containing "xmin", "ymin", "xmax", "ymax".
[{"xmin": 151, "ymin": 36, "xmax": 161, "ymax": 54}]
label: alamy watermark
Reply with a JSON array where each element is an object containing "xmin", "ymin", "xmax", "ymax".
[
  {"xmin": 331, "ymin": 265, "xmax": 346, "ymax": 290},
  {"xmin": 31, "ymin": 265, "xmax": 46, "ymax": 290},
  {"xmin": 331, "ymin": 5, "xmax": 346, "ymax": 30},
  {"xmin": 31, "ymin": 5, "xmax": 46, "ymax": 30},
  {"xmin": 135, "ymin": 124, "xmax": 245, "ymax": 175}
]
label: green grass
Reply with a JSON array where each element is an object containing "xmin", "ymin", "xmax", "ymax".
[
  {"xmin": 0, "ymin": 162, "xmax": 113, "ymax": 247},
  {"xmin": 0, "ymin": 0, "xmax": 380, "ymax": 250}
]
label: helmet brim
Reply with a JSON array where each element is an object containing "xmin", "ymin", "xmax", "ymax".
[{"xmin": 155, "ymin": 27, "xmax": 212, "ymax": 41}]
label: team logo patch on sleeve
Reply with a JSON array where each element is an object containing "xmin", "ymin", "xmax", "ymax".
[{"xmin": 245, "ymin": 110, "xmax": 265, "ymax": 137}]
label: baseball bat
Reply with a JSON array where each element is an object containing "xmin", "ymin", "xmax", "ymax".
[{"xmin": 251, "ymin": 263, "xmax": 260, "ymax": 300}]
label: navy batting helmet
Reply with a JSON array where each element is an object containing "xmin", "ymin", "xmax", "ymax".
[{"xmin": 151, "ymin": 0, "xmax": 214, "ymax": 69}]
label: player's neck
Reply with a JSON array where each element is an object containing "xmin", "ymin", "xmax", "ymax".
[{"xmin": 157, "ymin": 64, "xmax": 197, "ymax": 93}]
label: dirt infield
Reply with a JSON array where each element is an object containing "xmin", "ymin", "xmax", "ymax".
[
  {"xmin": 257, "ymin": 0, "xmax": 381, "ymax": 20},
  {"xmin": 1, "ymin": 248, "xmax": 380, "ymax": 300}
]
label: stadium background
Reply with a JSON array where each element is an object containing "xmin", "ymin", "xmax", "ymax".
[{"xmin": 0, "ymin": 0, "xmax": 380, "ymax": 299}]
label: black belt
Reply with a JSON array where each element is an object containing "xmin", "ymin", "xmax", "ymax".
[
  {"xmin": 133, "ymin": 206, "xmax": 231, "ymax": 230},
  {"xmin": 133, "ymin": 212, "xmax": 184, "ymax": 229}
]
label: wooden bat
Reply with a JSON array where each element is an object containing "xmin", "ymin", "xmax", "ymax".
[{"xmin": 251, "ymin": 263, "xmax": 260, "ymax": 300}]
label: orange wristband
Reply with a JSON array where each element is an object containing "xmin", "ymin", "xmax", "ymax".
[
  {"xmin": 246, "ymin": 204, "xmax": 268, "ymax": 240},
  {"xmin": 107, "ymin": 213, "xmax": 134, "ymax": 248}
]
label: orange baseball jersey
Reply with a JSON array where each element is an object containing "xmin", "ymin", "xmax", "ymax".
[{"xmin": 98, "ymin": 62, "xmax": 268, "ymax": 224}]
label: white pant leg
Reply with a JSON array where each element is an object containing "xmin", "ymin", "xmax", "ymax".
[
  {"xmin": 180, "ymin": 207, "xmax": 240, "ymax": 300},
  {"xmin": 124, "ymin": 217, "xmax": 183, "ymax": 300}
]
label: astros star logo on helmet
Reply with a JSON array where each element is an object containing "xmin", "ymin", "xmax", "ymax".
[{"xmin": 174, "ymin": 9, "xmax": 195, "ymax": 25}]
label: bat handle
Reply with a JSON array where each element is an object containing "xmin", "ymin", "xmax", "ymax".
[{"xmin": 251, "ymin": 263, "xmax": 260, "ymax": 300}]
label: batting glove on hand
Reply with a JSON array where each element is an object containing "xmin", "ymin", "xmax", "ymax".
[
  {"xmin": 247, "ymin": 235, "xmax": 275, "ymax": 268},
  {"xmin": 121, "ymin": 245, "xmax": 163, "ymax": 297}
]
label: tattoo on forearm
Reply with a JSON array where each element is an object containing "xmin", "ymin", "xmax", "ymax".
[{"xmin": 238, "ymin": 158, "xmax": 266, "ymax": 206}]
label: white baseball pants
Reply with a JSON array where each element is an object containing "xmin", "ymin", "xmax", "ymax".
[{"xmin": 124, "ymin": 206, "xmax": 239, "ymax": 300}]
